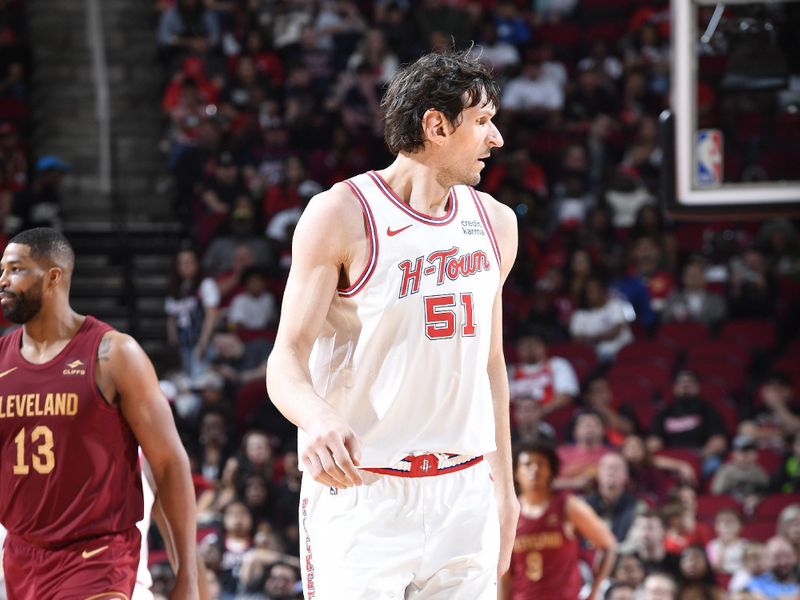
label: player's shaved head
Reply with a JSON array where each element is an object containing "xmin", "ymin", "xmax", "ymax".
[{"xmin": 9, "ymin": 227, "xmax": 75, "ymax": 274}]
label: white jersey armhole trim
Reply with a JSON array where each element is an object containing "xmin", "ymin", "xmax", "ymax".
[
  {"xmin": 468, "ymin": 187, "xmax": 502, "ymax": 266},
  {"xmin": 339, "ymin": 179, "xmax": 379, "ymax": 297}
]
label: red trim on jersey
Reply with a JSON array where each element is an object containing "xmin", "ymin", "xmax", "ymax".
[
  {"xmin": 362, "ymin": 454, "xmax": 483, "ymax": 478},
  {"xmin": 368, "ymin": 170, "xmax": 457, "ymax": 226},
  {"xmin": 339, "ymin": 179, "xmax": 379, "ymax": 297},
  {"xmin": 469, "ymin": 187, "xmax": 501, "ymax": 266}
]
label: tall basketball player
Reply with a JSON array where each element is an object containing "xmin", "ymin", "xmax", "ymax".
[
  {"xmin": 0, "ymin": 228, "xmax": 199, "ymax": 599},
  {"xmin": 267, "ymin": 49, "xmax": 519, "ymax": 598}
]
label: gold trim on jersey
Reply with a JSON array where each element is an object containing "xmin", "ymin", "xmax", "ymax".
[{"xmin": 83, "ymin": 592, "xmax": 129, "ymax": 600}]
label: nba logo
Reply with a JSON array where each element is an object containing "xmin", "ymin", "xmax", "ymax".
[{"xmin": 696, "ymin": 129, "xmax": 723, "ymax": 187}]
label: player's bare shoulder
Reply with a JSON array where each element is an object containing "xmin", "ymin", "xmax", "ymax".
[
  {"xmin": 474, "ymin": 190, "xmax": 518, "ymax": 276},
  {"xmin": 292, "ymin": 181, "xmax": 370, "ymax": 268},
  {"xmin": 94, "ymin": 330, "xmax": 148, "ymax": 405}
]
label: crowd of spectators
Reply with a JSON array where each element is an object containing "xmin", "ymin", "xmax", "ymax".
[{"xmin": 150, "ymin": 0, "xmax": 800, "ymax": 598}]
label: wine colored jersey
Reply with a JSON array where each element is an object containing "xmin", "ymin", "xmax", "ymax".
[
  {"xmin": 0, "ymin": 316, "xmax": 143, "ymax": 546},
  {"xmin": 303, "ymin": 171, "xmax": 502, "ymax": 467},
  {"xmin": 511, "ymin": 491, "xmax": 582, "ymax": 600}
]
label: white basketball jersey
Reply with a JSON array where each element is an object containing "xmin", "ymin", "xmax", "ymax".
[
  {"xmin": 303, "ymin": 170, "xmax": 502, "ymax": 467},
  {"xmin": 133, "ymin": 452, "xmax": 155, "ymax": 600}
]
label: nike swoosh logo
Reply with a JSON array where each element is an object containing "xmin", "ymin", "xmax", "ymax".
[
  {"xmin": 0, "ymin": 367, "xmax": 17, "ymax": 378},
  {"xmin": 387, "ymin": 225, "xmax": 413, "ymax": 237},
  {"xmin": 82, "ymin": 545, "xmax": 109, "ymax": 559}
]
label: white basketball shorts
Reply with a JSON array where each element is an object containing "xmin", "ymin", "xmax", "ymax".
[{"xmin": 299, "ymin": 454, "xmax": 500, "ymax": 599}]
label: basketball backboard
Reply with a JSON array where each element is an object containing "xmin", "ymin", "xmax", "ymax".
[{"xmin": 662, "ymin": 0, "xmax": 800, "ymax": 217}]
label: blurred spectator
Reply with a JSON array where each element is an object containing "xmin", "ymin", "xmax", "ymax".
[
  {"xmin": 202, "ymin": 199, "xmax": 272, "ymax": 275},
  {"xmin": 508, "ymin": 330, "xmax": 578, "ymax": 417},
  {"xmin": 472, "ymin": 20, "xmax": 520, "ymax": 75},
  {"xmin": 624, "ymin": 236, "xmax": 676, "ymax": 316},
  {"xmin": 563, "ymin": 66, "xmax": 619, "ymax": 127},
  {"xmin": 578, "ymin": 41, "xmax": 624, "ymax": 85},
  {"xmin": 228, "ymin": 267, "xmax": 277, "ymax": 331},
  {"xmin": 492, "ymin": 1, "xmax": 531, "ymax": 47},
  {"xmin": 605, "ymin": 582, "xmax": 636, "ymax": 600},
  {"xmin": 676, "ymin": 545, "xmax": 724, "ymax": 599},
  {"xmin": 196, "ymin": 151, "xmax": 249, "ymax": 247},
  {"xmin": 165, "ymin": 247, "xmax": 221, "ymax": 376},
  {"xmin": 219, "ymin": 500, "xmax": 254, "ymax": 595},
  {"xmin": 744, "ymin": 536, "xmax": 799, "ymax": 598},
  {"xmin": 604, "ymin": 170, "xmax": 655, "ymax": 230},
  {"xmin": 629, "ymin": 205, "xmax": 678, "ymax": 275},
  {"xmin": 196, "ymin": 406, "xmax": 234, "ymax": 483},
  {"xmin": 728, "ymin": 246, "xmax": 775, "ymax": 318},
  {"xmin": 611, "ymin": 552, "xmax": 647, "ymax": 590},
  {"xmin": 375, "ymin": 2, "xmax": 419, "ymax": 63},
  {"xmin": 621, "ymin": 434, "xmax": 690, "ymax": 503},
  {"xmin": 706, "ymin": 508, "xmax": 747, "ymax": 575},
  {"xmin": 532, "ymin": 0, "xmax": 579, "ymax": 24},
  {"xmin": 741, "ymin": 371, "xmax": 800, "ymax": 448},
  {"xmin": 12, "ymin": 155, "xmax": 68, "ymax": 231},
  {"xmin": 501, "ymin": 54, "xmax": 564, "ymax": 115},
  {"xmin": 157, "ymin": 0, "xmax": 220, "ymax": 68},
  {"xmin": 502, "ymin": 440, "xmax": 617, "ymax": 600},
  {"xmin": 511, "ymin": 395, "xmax": 557, "ymax": 446},
  {"xmin": 646, "ymin": 370, "xmax": 728, "ymax": 477},
  {"xmin": 728, "ymin": 542, "xmax": 767, "ymax": 594},
  {"xmin": 414, "ymin": 0, "xmax": 473, "ymax": 50},
  {"xmin": 620, "ymin": 509, "xmax": 679, "ymax": 577},
  {"xmin": 777, "ymin": 504, "xmax": 800, "ymax": 561},
  {"xmin": 710, "ymin": 435, "xmax": 769, "ymax": 512},
  {"xmin": 585, "ymin": 452, "xmax": 647, "ymax": 542},
  {"xmin": 771, "ymin": 432, "xmax": 800, "ymax": 493},
  {"xmin": 641, "ymin": 572, "xmax": 678, "ymax": 600},
  {"xmin": 346, "ymin": 28, "xmax": 398, "ymax": 85},
  {"xmin": 584, "ymin": 378, "xmax": 637, "ymax": 446},
  {"xmin": 239, "ymin": 560, "xmax": 301, "ymax": 599},
  {"xmin": 758, "ymin": 218, "xmax": 800, "ymax": 279},
  {"xmin": 569, "ymin": 273, "xmax": 635, "ymax": 363},
  {"xmin": 337, "ymin": 63, "xmax": 384, "ymax": 138},
  {"xmin": 623, "ymin": 23, "xmax": 670, "ymax": 96},
  {"xmin": 662, "ymin": 485, "xmax": 713, "ymax": 557},
  {"xmin": 198, "ymin": 453, "xmax": 238, "ymax": 524},
  {"xmin": 662, "ymin": 259, "xmax": 727, "ymax": 327},
  {"xmin": 555, "ymin": 410, "xmax": 611, "ymax": 491}
]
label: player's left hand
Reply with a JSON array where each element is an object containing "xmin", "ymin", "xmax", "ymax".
[{"xmin": 496, "ymin": 493, "xmax": 520, "ymax": 577}]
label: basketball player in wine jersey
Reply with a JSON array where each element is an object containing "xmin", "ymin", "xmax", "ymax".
[
  {"xmin": 267, "ymin": 49, "xmax": 519, "ymax": 598},
  {"xmin": 0, "ymin": 228, "xmax": 199, "ymax": 599}
]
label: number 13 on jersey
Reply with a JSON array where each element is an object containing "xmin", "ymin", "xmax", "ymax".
[
  {"xmin": 424, "ymin": 292, "xmax": 476, "ymax": 340},
  {"xmin": 13, "ymin": 426, "xmax": 56, "ymax": 475}
]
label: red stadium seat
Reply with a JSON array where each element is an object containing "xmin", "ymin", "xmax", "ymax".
[
  {"xmin": 686, "ymin": 341, "xmax": 750, "ymax": 369},
  {"xmin": 720, "ymin": 319, "xmax": 776, "ymax": 352},
  {"xmin": 756, "ymin": 448, "xmax": 784, "ymax": 474},
  {"xmin": 657, "ymin": 321, "xmax": 711, "ymax": 352},
  {"xmin": 696, "ymin": 494, "xmax": 741, "ymax": 524},
  {"xmin": 616, "ymin": 340, "xmax": 678, "ymax": 371},
  {"xmin": 609, "ymin": 378, "xmax": 655, "ymax": 407},
  {"xmin": 740, "ymin": 519, "xmax": 777, "ymax": 543},
  {"xmin": 752, "ymin": 493, "xmax": 800, "ymax": 521},
  {"xmin": 685, "ymin": 358, "xmax": 747, "ymax": 396},
  {"xmin": 549, "ymin": 342, "xmax": 598, "ymax": 379},
  {"xmin": 607, "ymin": 363, "xmax": 672, "ymax": 395}
]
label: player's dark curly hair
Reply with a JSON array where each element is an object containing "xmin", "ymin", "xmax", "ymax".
[
  {"xmin": 512, "ymin": 439, "xmax": 560, "ymax": 477},
  {"xmin": 381, "ymin": 49, "xmax": 500, "ymax": 155}
]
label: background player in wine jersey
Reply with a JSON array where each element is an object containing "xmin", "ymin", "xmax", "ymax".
[
  {"xmin": 266, "ymin": 49, "xmax": 519, "ymax": 598},
  {"xmin": 501, "ymin": 440, "xmax": 617, "ymax": 600},
  {"xmin": 0, "ymin": 228, "xmax": 199, "ymax": 600}
]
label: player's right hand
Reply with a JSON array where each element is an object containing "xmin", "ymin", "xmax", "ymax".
[{"xmin": 302, "ymin": 409, "xmax": 364, "ymax": 489}]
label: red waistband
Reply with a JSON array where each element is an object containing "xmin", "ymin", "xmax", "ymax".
[{"xmin": 362, "ymin": 454, "xmax": 483, "ymax": 478}]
